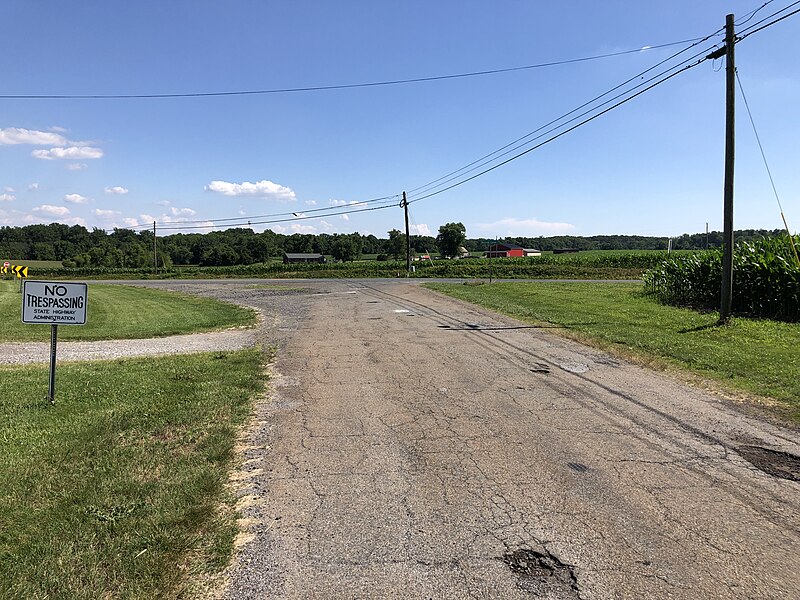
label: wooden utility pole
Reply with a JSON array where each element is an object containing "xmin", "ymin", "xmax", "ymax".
[
  {"xmin": 153, "ymin": 221, "xmax": 158, "ymax": 275},
  {"xmin": 720, "ymin": 13, "xmax": 736, "ymax": 321},
  {"xmin": 402, "ymin": 192, "xmax": 411, "ymax": 274}
]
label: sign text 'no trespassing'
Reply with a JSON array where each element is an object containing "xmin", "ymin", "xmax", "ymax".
[{"xmin": 22, "ymin": 281, "xmax": 88, "ymax": 325}]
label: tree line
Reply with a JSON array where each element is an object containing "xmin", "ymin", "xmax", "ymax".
[{"xmin": 0, "ymin": 222, "xmax": 788, "ymax": 268}]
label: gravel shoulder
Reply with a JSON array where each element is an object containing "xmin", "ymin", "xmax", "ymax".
[{"xmin": 0, "ymin": 327, "xmax": 259, "ymax": 365}]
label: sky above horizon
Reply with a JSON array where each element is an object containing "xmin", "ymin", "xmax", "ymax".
[{"xmin": 2, "ymin": 1, "xmax": 799, "ymax": 240}]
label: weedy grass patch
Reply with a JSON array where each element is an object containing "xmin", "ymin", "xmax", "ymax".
[
  {"xmin": 426, "ymin": 281, "xmax": 800, "ymax": 420},
  {"xmin": 0, "ymin": 350, "xmax": 265, "ymax": 599},
  {"xmin": 0, "ymin": 282, "xmax": 256, "ymax": 342}
]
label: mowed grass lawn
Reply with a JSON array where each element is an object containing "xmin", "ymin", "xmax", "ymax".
[
  {"xmin": 0, "ymin": 280, "xmax": 256, "ymax": 342},
  {"xmin": 0, "ymin": 350, "xmax": 265, "ymax": 599},
  {"xmin": 426, "ymin": 282, "xmax": 800, "ymax": 419}
]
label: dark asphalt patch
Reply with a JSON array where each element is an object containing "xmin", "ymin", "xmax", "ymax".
[
  {"xmin": 500, "ymin": 548, "xmax": 580, "ymax": 598},
  {"xmin": 737, "ymin": 446, "xmax": 800, "ymax": 482},
  {"xmin": 568, "ymin": 462, "xmax": 589, "ymax": 473}
]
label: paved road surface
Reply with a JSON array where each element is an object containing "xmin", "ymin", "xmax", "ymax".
[{"xmin": 138, "ymin": 280, "xmax": 800, "ymax": 599}]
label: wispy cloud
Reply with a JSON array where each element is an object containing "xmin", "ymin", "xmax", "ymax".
[
  {"xmin": 64, "ymin": 193, "xmax": 89, "ymax": 204},
  {"xmin": 471, "ymin": 217, "xmax": 575, "ymax": 236},
  {"xmin": 34, "ymin": 204, "xmax": 70, "ymax": 216},
  {"xmin": 92, "ymin": 208, "xmax": 119, "ymax": 219},
  {"xmin": 168, "ymin": 207, "xmax": 196, "ymax": 217},
  {"xmin": 305, "ymin": 200, "xmax": 317, "ymax": 206},
  {"xmin": 32, "ymin": 146, "xmax": 103, "ymax": 160},
  {"xmin": 0, "ymin": 127, "xmax": 68, "ymax": 146},
  {"xmin": 0, "ymin": 193, "xmax": 15, "ymax": 202},
  {"xmin": 66, "ymin": 163, "xmax": 88, "ymax": 171},
  {"xmin": 28, "ymin": 182, "xmax": 39, "ymax": 191},
  {"xmin": 410, "ymin": 223, "xmax": 432, "ymax": 236},
  {"xmin": 104, "ymin": 186, "xmax": 128, "ymax": 195},
  {"xmin": 205, "ymin": 179, "xmax": 296, "ymax": 201}
]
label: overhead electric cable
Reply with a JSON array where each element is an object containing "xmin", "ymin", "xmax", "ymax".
[
  {"xmin": 0, "ymin": 38, "xmax": 713, "ymax": 100},
  {"xmin": 122, "ymin": 193, "xmax": 401, "ymax": 230},
  {"xmin": 736, "ymin": 69, "xmax": 800, "ymax": 266},
  {"xmin": 405, "ymin": 29, "xmax": 724, "ymax": 199},
  {"xmin": 406, "ymin": 42, "xmax": 719, "ymax": 203},
  {"xmin": 152, "ymin": 201, "xmax": 397, "ymax": 232},
  {"xmin": 737, "ymin": 0, "xmax": 800, "ymax": 38},
  {"xmin": 407, "ymin": 54, "xmax": 712, "ymax": 205},
  {"xmin": 736, "ymin": 0, "xmax": 779, "ymax": 26}
]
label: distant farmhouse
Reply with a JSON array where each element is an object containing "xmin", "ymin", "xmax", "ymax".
[
  {"xmin": 484, "ymin": 243, "xmax": 541, "ymax": 258},
  {"xmin": 283, "ymin": 252, "xmax": 326, "ymax": 264}
]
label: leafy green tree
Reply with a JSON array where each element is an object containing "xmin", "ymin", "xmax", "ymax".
[
  {"xmin": 386, "ymin": 229, "xmax": 405, "ymax": 260},
  {"xmin": 330, "ymin": 233, "xmax": 363, "ymax": 262},
  {"xmin": 436, "ymin": 222, "xmax": 466, "ymax": 258}
]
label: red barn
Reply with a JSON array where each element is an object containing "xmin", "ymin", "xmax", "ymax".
[{"xmin": 484, "ymin": 243, "xmax": 525, "ymax": 258}]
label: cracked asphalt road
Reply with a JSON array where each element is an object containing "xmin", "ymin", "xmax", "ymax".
[{"xmin": 134, "ymin": 279, "xmax": 800, "ymax": 599}]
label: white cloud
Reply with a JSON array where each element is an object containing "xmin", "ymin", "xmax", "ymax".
[
  {"xmin": 0, "ymin": 193, "xmax": 15, "ymax": 202},
  {"xmin": 49, "ymin": 126, "xmax": 69, "ymax": 133},
  {"xmin": 330, "ymin": 199, "xmax": 348, "ymax": 206},
  {"xmin": 205, "ymin": 179, "xmax": 296, "ymax": 201},
  {"xmin": 32, "ymin": 146, "xmax": 103, "ymax": 160},
  {"xmin": 276, "ymin": 223, "xmax": 318, "ymax": 234},
  {"xmin": 34, "ymin": 204, "xmax": 70, "ymax": 216},
  {"xmin": 169, "ymin": 207, "xmax": 196, "ymax": 217},
  {"xmin": 64, "ymin": 193, "xmax": 89, "ymax": 204},
  {"xmin": 4, "ymin": 187, "xmax": 15, "ymax": 193},
  {"xmin": 155, "ymin": 200, "xmax": 172, "ymax": 207},
  {"xmin": 28, "ymin": 182, "xmax": 39, "ymax": 191},
  {"xmin": 472, "ymin": 217, "xmax": 575, "ymax": 236},
  {"xmin": 305, "ymin": 200, "xmax": 317, "ymax": 206},
  {"xmin": 67, "ymin": 163, "xmax": 88, "ymax": 171},
  {"xmin": 341, "ymin": 214, "xmax": 349, "ymax": 221},
  {"xmin": 0, "ymin": 127, "xmax": 68, "ymax": 146},
  {"xmin": 104, "ymin": 186, "xmax": 128, "ymax": 195},
  {"xmin": 92, "ymin": 209, "xmax": 120, "ymax": 219},
  {"xmin": 410, "ymin": 223, "xmax": 432, "ymax": 236}
]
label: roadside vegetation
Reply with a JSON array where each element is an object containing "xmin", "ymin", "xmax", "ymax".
[
  {"xmin": 0, "ymin": 350, "xmax": 264, "ymax": 598},
  {"xmin": 0, "ymin": 281, "xmax": 256, "ymax": 342},
  {"xmin": 644, "ymin": 235, "xmax": 800, "ymax": 321},
  {"xmin": 426, "ymin": 281, "xmax": 800, "ymax": 420}
]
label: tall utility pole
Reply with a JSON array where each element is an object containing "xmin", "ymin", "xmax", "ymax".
[
  {"xmin": 402, "ymin": 191, "xmax": 411, "ymax": 274},
  {"xmin": 153, "ymin": 221, "xmax": 158, "ymax": 275},
  {"xmin": 720, "ymin": 13, "xmax": 736, "ymax": 321}
]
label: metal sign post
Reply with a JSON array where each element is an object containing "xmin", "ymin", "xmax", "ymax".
[
  {"xmin": 49, "ymin": 324, "xmax": 58, "ymax": 403},
  {"xmin": 21, "ymin": 281, "xmax": 88, "ymax": 404}
]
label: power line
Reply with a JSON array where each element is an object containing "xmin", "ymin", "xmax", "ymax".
[
  {"xmin": 122, "ymin": 193, "xmax": 401, "ymax": 230},
  {"xmin": 737, "ymin": 0, "xmax": 800, "ymax": 38},
  {"xmin": 405, "ymin": 31, "xmax": 724, "ymax": 200},
  {"xmin": 0, "ymin": 39, "xmax": 712, "ymax": 101},
  {"xmin": 407, "ymin": 53, "xmax": 712, "ymax": 205},
  {"xmin": 151, "ymin": 201, "xmax": 398, "ymax": 232},
  {"xmin": 736, "ymin": 0, "xmax": 779, "ymax": 26}
]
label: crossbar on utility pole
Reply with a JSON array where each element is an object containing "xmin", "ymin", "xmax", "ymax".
[
  {"xmin": 402, "ymin": 192, "xmax": 411, "ymax": 274},
  {"xmin": 720, "ymin": 13, "xmax": 736, "ymax": 322}
]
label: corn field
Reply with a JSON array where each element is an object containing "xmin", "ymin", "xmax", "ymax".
[{"xmin": 643, "ymin": 235, "xmax": 800, "ymax": 321}]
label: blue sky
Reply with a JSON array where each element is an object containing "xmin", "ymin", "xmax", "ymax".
[{"xmin": 2, "ymin": 1, "xmax": 799, "ymax": 239}]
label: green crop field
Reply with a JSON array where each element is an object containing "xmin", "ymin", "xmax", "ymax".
[
  {"xmin": 0, "ymin": 281, "xmax": 256, "ymax": 342},
  {"xmin": 0, "ymin": 350, "xmax": 265, "ymax": 598},
  {"xmin": 426, "ymin": 281, "xmax": 800, "ymax": 421}
]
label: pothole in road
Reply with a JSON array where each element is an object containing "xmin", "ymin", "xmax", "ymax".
[
  {"xmin": 737, "ymin": 446, "xmax": 800, "ymax": 482},
  {"xmin": 559, "ymin": 361, "xmax": 589, "ymax": 374},
  {"xmin": 500, "ymin": 548, "xmax": 579, "ymax": 598}
]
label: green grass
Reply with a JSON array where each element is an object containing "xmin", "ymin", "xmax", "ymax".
[
  {"xmin": 0, "ymin": 281, "xmax": 256, "ymax": 342},
  {"xmin": 426, "ymin": 281, "xmax": 800, "ymax": 419},
  {"xmin": 1, "ymin": 259, "xmax": 65, "ymax": 270},
  {"xmin": 0, "ymin": 349, "xmax": 265, "ymax": 599}
]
